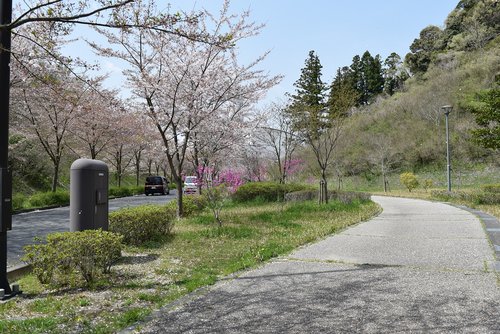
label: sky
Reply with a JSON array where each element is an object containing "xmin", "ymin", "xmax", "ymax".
[{"xmin": 64, "ymin": 0, "xmax": 459, "ymax": 106}]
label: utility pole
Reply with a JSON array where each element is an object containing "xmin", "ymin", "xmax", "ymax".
[
  {"xmin": 441, "ymin": 105, "xmax": 453, "ymax": 192},
  {"xmin": 0, "ymin": 0, "xmax": 14, "ymax": 298}
]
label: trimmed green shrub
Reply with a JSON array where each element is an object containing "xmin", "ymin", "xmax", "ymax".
[
  {"xmin": 109, "ymin": 186, "xmax": 133, "ymax": 198},
  {"xmin": 285, "ymin": 190, "xmax": 370, "ymax": 204},
  {"xmin": 164, "ymin": 195, "xmax": 208, "ymax": 217},
  {"xmin": 183, "ymin": 195, "xmax": 209, "ymax": 214},
  {"xmin": 109, "ymin": 205, "xmax": 175, "ymax": 245},
  {"xmin": 108, "ymin": 186, "xmax": 144, "ymax": 198},
  {"xmin": 400, "ymin": 172, "xmax": 419, "ymax": 192},
  {"xmin": 232, "ymin": 182, "xmax": 309, "ymax": 202},
  {"xmin": 22, "ymin": 230, "xmax": 122, "ymax": 286},
  {"xmin": 27, "ymin": 190, "xmax": 70, "ymax": 208}
]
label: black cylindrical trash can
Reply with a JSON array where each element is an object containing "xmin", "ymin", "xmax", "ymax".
[{"xmin": 70, "ymin": 159, "xmax": 109, "ymax": 231}]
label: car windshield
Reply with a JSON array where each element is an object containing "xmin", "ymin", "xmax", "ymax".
[
  {"xmin": 185, "ymin": 176, "xmax": 197, "ymax": 184},
  {"xmin": 146, "ymin": 177, "xmax": 163, "ymax": 185}
]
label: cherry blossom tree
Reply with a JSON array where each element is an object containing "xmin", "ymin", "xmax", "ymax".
[
  {"xmin": 91, "ymin": 0, "xmax": 281, "ymax": 216},
  {"xmin": 1, "ymin": 0, "xmax": 220, "ymax": 296},
  {"xmin": 68, "ymin": 85, "xmax": 122, "ymax": 160},
  {"xmin": 189, "ymin": 102, "xmax": 259, "ymax": 192},
  {"xmin": 105, "ymin": 107, "xmax": 138, "ymax": 187},
  {"xmin": 258, "ymin": 101, "xmax": 300, "ymax": 184},
  {"xmin": 129, "ymin": 112, "xmax": 152, "ymax": 186},
  {"xmin": 13, "ymin": 62, "xmax": 97, "ymax": 192}
]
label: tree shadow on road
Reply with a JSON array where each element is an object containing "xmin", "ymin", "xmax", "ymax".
[{"xmin": 136, "ymin": 261, "xmax": 500, "ymax": 333}]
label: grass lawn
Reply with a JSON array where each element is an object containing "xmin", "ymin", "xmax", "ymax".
[{"xmin": 0, "ymin": 198, "xmax": 379, "ymax": 334}]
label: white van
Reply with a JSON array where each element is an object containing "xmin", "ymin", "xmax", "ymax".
[{"xmin": 183, "ymin": 176, "xmax": 198, "ymax": 195}]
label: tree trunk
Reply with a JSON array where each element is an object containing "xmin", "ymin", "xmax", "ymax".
[
  {"xmin": 383, "ymin": 172, "xmax": 387, "ymax": 193},
  {"xmin": 51, "ymin": 161, "xmax": 60, "ymax": 192},
  {"xmin": 193, "ymin": 138, "xmax": 203, "ymax": 195},
  {"xmin": 135, "ymin": 152, "xmax": 141, "ymax": 187},
  {"xmin": 176, "ymin": 178, "xmax": 184, "ymax": 217},
  {"xmin": 147, "ymin": 159, "xmax": 152, "ymax": 175},
  {"xmin": 91, "ymin": 145, "xmax": 97, "ymax": 159},
  {"xmin": 320, "ymin": 169, "xmax": 328, "ymax": 204},
  {"xmin": 381, "ymin": 159, "xmax": 387, "ymax": 193}
]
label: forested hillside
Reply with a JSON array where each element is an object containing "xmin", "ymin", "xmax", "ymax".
[{"xmin": 291, "ymin": 0, "xmax": 499, "ymax": 190}]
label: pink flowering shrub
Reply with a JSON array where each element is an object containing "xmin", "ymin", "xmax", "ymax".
[
  {"xmin": 197, "ymin": 165, "xmax": 245, "ymax": 226},
  {"xmin": 284, "ymin": 159, "xmax": 303, "ymax": 177}
]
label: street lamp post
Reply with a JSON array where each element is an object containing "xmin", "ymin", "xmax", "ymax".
[
  {"xmin": 0, "ymin": 0, "xmax": 14, "ymax": 299},
  {"xmin": 441, "ymin": 105, "xmax": 453, "ymax": 192}
]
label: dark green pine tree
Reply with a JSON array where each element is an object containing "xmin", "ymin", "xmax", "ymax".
[
  {"xmin": 366, "ymin": 54, "xmax": 384, "ymax": 98},
  {"xmin": 328, "ymin": 66, "xmax": 359, "ymax": 117},
  {"xmin": 359, "ymin": 51, "xmax": 384, "ymax": 104},
  {"xmin": 288, "ymin": 50, "xmax": 328, "ymax": 137},
  {"xmin": 359, "ymin": 51, "xmax": 373, "ymax": 104},
  {"xmin": 349, "ymin": 55, "xmax": 363, "ymax": 105}
]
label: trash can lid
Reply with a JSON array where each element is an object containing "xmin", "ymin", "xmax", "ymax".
[{"xmin": 71, "ymin": 158, "xmax": 108, "ymax": 171}]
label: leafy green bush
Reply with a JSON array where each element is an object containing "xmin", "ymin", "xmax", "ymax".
[
  {"xmin": 109, "ymin": 205, "xmax": 175, "ymax": 245},
  {"xmin": 22, "ymin": 230, "xmax": 122, "ymax": 286},
  {"xmin": 183, "ymin": 195, "xmax": 208, "ymax": 214},
  {"xmin": 27, "ymin": 190, "xmax": 70, "ymax": 208},
  {"xmin": 12, "ymin": 193, "xmax": 28, "ymax": 211},
  {"xmin": 400, "ymin": 172, "xmax": 419, "ymax": 192},
  {"xmin": 109, "ymin": 186, "xmax": 133, "ymax": 198},
  {"xmin": 232, "ymin": 182, "xmax": 309, "ymax": 202},
  {"xmin": 164, "ymin": 195, "xmax": 208, "ymax": 218}
]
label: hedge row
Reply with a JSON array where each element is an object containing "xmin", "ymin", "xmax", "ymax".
[
  {"xmin": 108, "ymin": 195, "xmax": 208, "ymax": 246},
  {"xmin": 285, "ymin": 190, "xmax": 371, "ymax": 204},
  {"xmin": 13, "ymin": 186, "xmax": 145, "ymax": 211},
  {"xmin": 23, "ymin": 230, "xmax": 122, "ymax": 286},
  {"xmin": 431, "ymin": 189, "xmax": 500, "ymax": 205},
  {"xmin": 109, "ymin": 205, "xmax": 175, "ymax": 246},
  {"xmin": 232, "ymin": 182, "xmax": 311, "ymax": 202},
  {"xmin": 108, "ymin": 186, "xmax": 144, "ymax": 198}
]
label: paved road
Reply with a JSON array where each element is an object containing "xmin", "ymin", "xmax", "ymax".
[
  {"xmin": 133, "ymin": 196, "xmax": 500, "ymax": 333},
  {"xmin": 7, "ymin": 192, "xmax": 176, "ymax": 268}
]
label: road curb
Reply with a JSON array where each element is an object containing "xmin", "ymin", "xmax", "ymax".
[
  {"xmin": 448, "ymin": 203, "xmax": 500, "ymax": 273},
  {"xmin": 7, "ymin": 263, "xmax": 31, "ymax": 281}
]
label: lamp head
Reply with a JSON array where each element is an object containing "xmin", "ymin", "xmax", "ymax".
[{"xmin": 441, "ymin": 105, "xmax": 453, "ymax": 115}]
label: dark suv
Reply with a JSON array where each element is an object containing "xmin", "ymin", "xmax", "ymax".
[{"xmin": 145, "ymin": 176, "xmax": 170, "ymax": 196}]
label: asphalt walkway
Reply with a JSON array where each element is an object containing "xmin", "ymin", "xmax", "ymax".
[{"xmin": 131, "ymin": 196, "xmax": 500, "ymax": 333}]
